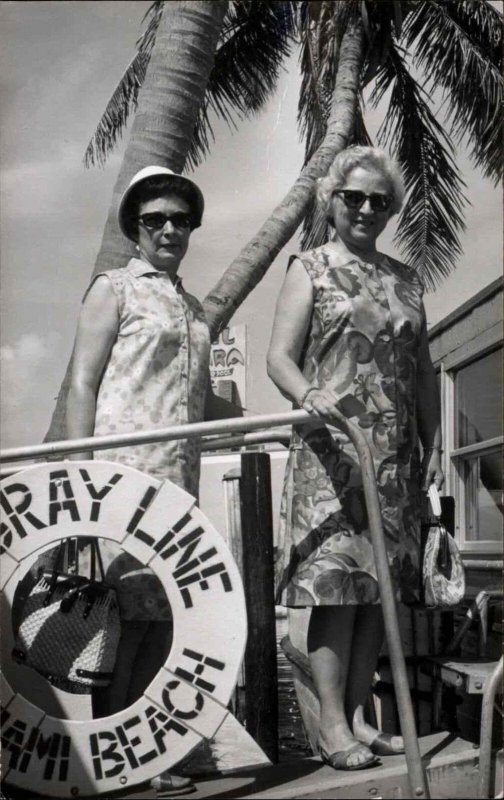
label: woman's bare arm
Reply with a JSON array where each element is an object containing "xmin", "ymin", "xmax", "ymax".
[
  {"xmin": 66, "ymin": 277, "xmax": 119, "ymax": 459},
  {"xmin": 267, "ymin": 259, "xmax": 313, "ymax": 404},
  {"xmin": 267, "ymin": 259, "xmax": 342, "ymax": 417}
]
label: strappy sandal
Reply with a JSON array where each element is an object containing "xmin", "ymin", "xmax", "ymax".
[{"xmin": 319, "ymin": 743, "xmax": 380, "ymax": 771}]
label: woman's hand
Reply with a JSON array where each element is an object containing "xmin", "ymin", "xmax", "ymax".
[
  {"xmin": 301, "ymin": 387, "xmax": 341, "ymax": 419},
  {"xmin": 421, "ymin": 449, "xmax": 444, "ymax": 492}
]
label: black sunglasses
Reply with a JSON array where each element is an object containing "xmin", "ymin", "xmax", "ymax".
[
  {"xmin": 138, "ymin": 212, "xmax": 194, "ymax": 231},
  {"xmin": 333, "ymin": 190, "xmax": 393, "ymax": 212}
]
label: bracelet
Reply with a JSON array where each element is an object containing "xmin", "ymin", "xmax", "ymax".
[{"xmin": 299, "ymin": 386, "xmax": 318, "ymax": 407}]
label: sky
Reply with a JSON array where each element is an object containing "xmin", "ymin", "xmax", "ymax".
[{"xmin": 1, "ymin": 0, "xmax": 502, "ymax": 451}]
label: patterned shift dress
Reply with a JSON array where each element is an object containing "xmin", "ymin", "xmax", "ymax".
[
  {"xmin": 93, "ymin": 258, "xmax": 210, "ymax": 496},
  {"xmin": 275, "ymin": 243, "xmax": 432, "ymax": 607},
  {"xmin": 90, "ymin": 257, "xmax": 211, "ymax": 620}
]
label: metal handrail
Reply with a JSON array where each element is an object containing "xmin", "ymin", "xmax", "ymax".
[
  {"xmin": 0, "ymin": 429, "xmax": 292, "ymax": 478},
  {"xmin": 478, "ymin": 656, "xmax": 503, "ymax": 799},
  {"xmin": 0, "ymin": 409, "xmax": 429, "ymax": 798},
  {"xmin": 0, "ymin": 410, "xmax": 309, "ymax": 463}
]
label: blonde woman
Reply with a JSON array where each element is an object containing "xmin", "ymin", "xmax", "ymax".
[{"xmin": 268, "ymin": 147, "xmax": 443, "ymax": 771}]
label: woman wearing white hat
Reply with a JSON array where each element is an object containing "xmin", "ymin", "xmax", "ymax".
[{"xmin": 67, "ymin": 166, "xmax": 241, "ymax": 794}]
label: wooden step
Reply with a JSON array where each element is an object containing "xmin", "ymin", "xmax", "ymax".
[
  {"xmin": 5, "ymin": 735, "xmax": 502, "ymax": 800},
  {"xmin": 120, "ymin": 732, "xmax": 502, "ymax": 800}
]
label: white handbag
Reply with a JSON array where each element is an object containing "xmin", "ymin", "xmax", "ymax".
[{"xmin": 422, "ymin": 485, "xmax": 465, "ymax": 607}]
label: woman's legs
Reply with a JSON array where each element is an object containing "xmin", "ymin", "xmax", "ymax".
[
  {"xmin": 307, "ymin": 606, "xmax": 374, "ymax": 766},
  {"xmin": 106, "ymin": 620, "xmax": 151, "ymax": 715},
  {"xmin": 127, "ymin": 620, "xmax": 172, "ymax": 705},
  {"xmin": 104, "ymin": 617, "xmax": 173, "ymax": 714},
  {"xmin": 345, "ymin": 606, "xmax": 403, "ymax": 751},
  {"xmin": 106, "ymin": 620, "xmax": 192, "ymax": 791}
]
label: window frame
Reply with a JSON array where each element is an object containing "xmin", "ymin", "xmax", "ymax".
[{"xmin": 441, "ymin": 344, "xmax": 503, "ymax": 554}]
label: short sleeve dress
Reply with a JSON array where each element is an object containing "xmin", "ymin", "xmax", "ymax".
[
  {"xmin": 275, "ymin": 243, "xmax": 431, "ymax": 608},
  {"xmin": 90, "ymin": 258, "xmax": 211, "ymax": 620}
]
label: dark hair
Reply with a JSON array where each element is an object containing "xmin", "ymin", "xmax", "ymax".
[{"xmin": 123, "ymin": 175, "xmax": 201, "ymax": 241}]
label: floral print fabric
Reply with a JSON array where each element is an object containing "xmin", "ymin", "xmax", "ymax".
[
  {"xmin": 92, "ymin": 258, "xmax": 210, "ymax": 497},
  {"xmin": 275, "ymin": 243, "xmax": 430, "ymax": 607},
  {"xmin": 89, "ymin": 258, "xmax": 211, "ymax": 619}
]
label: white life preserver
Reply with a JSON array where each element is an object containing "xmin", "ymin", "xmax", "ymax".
[{"xmin": 0, "ymin": 461, "xmax": 247, "ymax": 797}]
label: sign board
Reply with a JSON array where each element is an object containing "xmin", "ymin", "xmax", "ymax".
[
  {"xmin": 0, "ymin": 462, "xmax": 247, "ymax": 797},
  {"xmin": 210, "ymin": 325, "xmax": 247, "ymax": 408}
]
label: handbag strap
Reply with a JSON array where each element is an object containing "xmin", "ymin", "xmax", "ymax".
[
  {"xmin": 66, "ymin": 538, "xmax": 79, "ymax": 574},
  {"xmin": 45, "ymin": 538, "xmax": 106, "ymax": 584},
  {"xmin": 94, "ymin": 539, "xmax": 106, "ymax": 582},
  {"xmin": 44, "ymin": 540, "xmax": 69, "ymax": 603},
  {"xmin": 49, "ymin": 540, "xmax": 67, "ymax": 586},
  {"xmin": 87, "ymin": 538, "xmax": 105, "ymax": 583},
  {"xmin": 89, "ymin": 538, "xmax": 96, "ymax": 582}
]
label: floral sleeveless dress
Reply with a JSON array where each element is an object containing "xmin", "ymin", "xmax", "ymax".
[
  {"xmin": 92, "ymin": 258, "xmax": 210, "ymax": 496},
  {"xmin": 275, "ymin": 243, "xmax": 431, "ymax": 607},
  {"xmin": 91, "ymin": 258, "xmax": 211, "ymax": 620}
]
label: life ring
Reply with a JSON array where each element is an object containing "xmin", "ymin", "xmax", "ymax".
[{"xmin": 0, "ymin": 461, "xmax": 247, "ymax": 797}]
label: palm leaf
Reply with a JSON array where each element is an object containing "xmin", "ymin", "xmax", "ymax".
[
  {"xmin": 297, "ymin": 0, "xmax": 351, "ymax": 167},
  {"xmin": 186, "ymin": 0, "xmax": 297, "ymax": 169},
  {"xmin": 401, "ymin": 0, "xmax": 503, "ymax": 184},
  {"xmin": 371, "ymin": 46, "xmax": 468, "ymax": 289},
  {"xmin": 84, "ymin": 1, "xmax": 164, "ymax": 167},
  {"xmin": 83, "ymin": 52, "xmax": 150, "ymax": 168},
  {"xmin": 85, "ymin": 0, "xmax": 296, "ymax": 170},
  {"xmin": 297, "ymin": 1, "xmax": 349, "ymax": 251}
]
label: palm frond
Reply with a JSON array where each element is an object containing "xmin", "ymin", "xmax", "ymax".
[
  {"xmin": 297, "ymin": 1, "xmax": 349, "ymax": 167},
  {"xmin": 186, "ymin": 0, "xmax": 297, "ymax": 169},
  {"xmin": 401, "ymin": 0, "xmax": 503, "ymax": 184},
  {"xmin": 85, "ymin": 0, "xmax": 296, "ymax": 170},
  {"xmin": 297, "ymin": 1, "xmax": 353, "ymax": 250},
  {"xmin": 371, "ymin": 46, "xmax": 468, "ymax": 289},
  {"xmin": 83, "ymin": 52, "xmax": 150, "ymax": 168},
  {"xmin": 137, "ymin": 0, "xmax": 166, "ymax": 52},
  {"xmin": 84, "ymin": 1, "xmax": 164, "ymax": 167}
]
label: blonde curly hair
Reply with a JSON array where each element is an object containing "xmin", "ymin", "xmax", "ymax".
[{"xmin": 317, "ymin": 146, "xmax": 405, "ymax": 222}]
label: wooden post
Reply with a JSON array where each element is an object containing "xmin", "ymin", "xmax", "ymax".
[
  {"xmin": 239, "ymin": 451, "xmax": 279, "ymax": 763},
  {"xmin": 223, "ymin": 466, "xmax": 246, "ymax": 726}
]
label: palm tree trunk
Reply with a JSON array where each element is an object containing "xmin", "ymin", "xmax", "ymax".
[
  {"xmin": 45, "ymin": 0, "xmax": 227, "ymax": 443},
  {"xmin": 203, "ymin": 18, "xmax": 365, "ymax": 340}
]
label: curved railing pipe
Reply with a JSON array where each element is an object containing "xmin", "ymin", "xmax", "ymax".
[{"xmin": 318, "ymin": 407, "xmax": 429, "ymax": 799}]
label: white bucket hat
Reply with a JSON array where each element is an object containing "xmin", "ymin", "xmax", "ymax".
[{"xmin": 118, "ymin": 166, "xmax": 205, "ymax": 241}]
